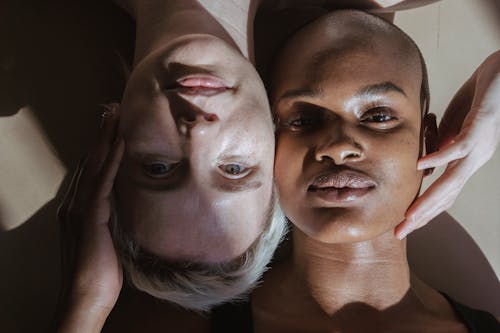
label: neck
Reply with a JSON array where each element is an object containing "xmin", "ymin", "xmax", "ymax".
[
  {"xmin": 121, "ymin": 0, "xmax": 259, "ymax": 65},
  {"xmin": 291, "ymin": 228, "xmax": 411, "ymax": 315}
]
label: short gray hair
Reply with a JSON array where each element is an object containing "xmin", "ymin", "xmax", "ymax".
[{"xmin": 109, "ymin": 190, "xmax": 287, "ymax": 311}]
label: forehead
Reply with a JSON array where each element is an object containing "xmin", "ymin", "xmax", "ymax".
[{"xmin": 272, "ymin": 19, "xmax": 422, "ymax": 102}]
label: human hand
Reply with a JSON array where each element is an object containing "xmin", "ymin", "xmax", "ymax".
[
  {"xmin": 395, "ymin": 50, "xmax": 500, "ymax": 239},
  {"xmin": 56, "ymin": 105, "xmax": 125, "ymax": 332}
]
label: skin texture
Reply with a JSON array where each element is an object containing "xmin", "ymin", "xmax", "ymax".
[
  {"xmin": 398, "ymin": 50, "xmax": 500, "ymax": 238},
  {"xmin": 252, "ymin": 11, "xmax": 468, "ymax": 333},
  {"xmin": 271, "ymin": 14, "xmax": 424, "ymax": 243},
  {"xmin": 55, "ymin": 0, "xmax": 499, "ymax": 331},
  {"xmin": 56, "ymin": 108, "xmax": 124, "ymax": 333},
  {"xmin": 113, "ymin": 0, "xmax": 275, "ymax": 263}
]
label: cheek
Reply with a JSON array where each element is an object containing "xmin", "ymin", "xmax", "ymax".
[
  {"xmin": 274, "ymin": 135, "xmax": 307, "ymax": 215},
  {"xmin": 373, "ymin": 133, "xmax": 423, "ymax": 220}
]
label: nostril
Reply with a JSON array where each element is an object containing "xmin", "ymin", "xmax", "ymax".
[
  {"xmin": 204, "ymin": 113, "xmax": 218, "ymax": 122},
  {"xmin": 178, "ymin": 112, "xmax": 218, "ymax": 134},
  {"xmin": 319, "ymin": 155, "xmax": 334, "ymax": 163},
  {"xmin": 345, "ymin": 152, "xmax": 361, "ymax": 159}
]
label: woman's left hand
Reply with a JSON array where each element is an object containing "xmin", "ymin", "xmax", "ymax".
[{"xmin": 395, "ymin": 50, "xmax": 500, "ymax": 239}]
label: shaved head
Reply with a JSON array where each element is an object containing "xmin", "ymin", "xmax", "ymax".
[{"xmin": 271, "ymin": 10, "xmax": 429, "ymax": 115}]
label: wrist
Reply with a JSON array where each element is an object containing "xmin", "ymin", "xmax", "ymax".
[{"xmin": 55, "ymin": 295, "xmax": 113, "ymax": 333}]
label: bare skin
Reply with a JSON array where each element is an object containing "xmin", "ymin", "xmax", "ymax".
[
  {"xmin": 55, "ymin": 1, "xmax": 500, "ymax": 331},
  {"xmin": 252, "ymin": 11, "xmax": 470, "ymax": 333}
]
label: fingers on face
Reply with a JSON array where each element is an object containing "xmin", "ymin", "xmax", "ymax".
[
  {"xmin": 417, "ymin": 134, "xmax": 471, "ymax": 170},
  {"xmin": 96, "ymin": 137, "xmax": 125, "ymax": 202},
  {"xmin": 61, "ymin": 105, "xmax": 123, "ymax": 222},
  {"xmin": 396, "ymin": 160, "xmax": 469, "ymax": 239},
  {"xmin": 57, "ymin": 159, "xmax": 85, "ymax": 223},
  {"xmin": 82, "ymin": 105, "xmax": 121, "ymax": 182}
]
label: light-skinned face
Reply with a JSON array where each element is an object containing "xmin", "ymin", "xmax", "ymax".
[
  {"xmin": 272, "ymin": 12, "xmax": 433, "ymax": 244},
  {"xmin": 115, "ymin": 35, "xmax": 275, "ymax": 263}
]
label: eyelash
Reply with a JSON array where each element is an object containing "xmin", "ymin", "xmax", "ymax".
[
  {"xmin": 278, "ymin": 105, "xmax": 398, "ymax": 132},
  {"xmin": 143, "ymin": 161, "xmax": 180, "ymax": 178},
  {"xmin": 281, "ymin": 113, "xmax": 323, "ymax": 131},
  {"xmin": 360, "ymin": 106, "xmax": 398, "ymax": 125},
  {"xmin": 218, "ymin": 163, "xmax": 253, "ymax": 179}
]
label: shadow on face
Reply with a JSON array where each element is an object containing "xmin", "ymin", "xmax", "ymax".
[
  {"xmin": 271, "ymin": 10, "xmax": 433, "ymax": 244},
  {"xmin": 115, "ymin": 35, "xmax": 275, "ymax": 264}
]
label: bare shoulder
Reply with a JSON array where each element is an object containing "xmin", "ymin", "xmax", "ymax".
[{"xmin": 259, "ymin": 0, "xmax": 441, "ymax": 12}]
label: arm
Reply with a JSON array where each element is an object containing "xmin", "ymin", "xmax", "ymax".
[{"xmin": 53, "ymin": 105, "xmax": 124, "ymax": 333}]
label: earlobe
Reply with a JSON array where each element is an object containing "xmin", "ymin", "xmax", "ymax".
[{"xmin": 423, "ymin": 113, "xmax": 438, "ymax": 176}]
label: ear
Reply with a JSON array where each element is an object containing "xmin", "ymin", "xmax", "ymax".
[{"xmin": 422, "ymin": 113, "xmax": 438, "ymax": 176}]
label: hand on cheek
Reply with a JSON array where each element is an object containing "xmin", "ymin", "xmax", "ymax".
[
  {"xmin": 396, "ymin": 52, "xmax": 500, "ymax": 239},
  {"xmin": 56, "ymin": 104, "xmax": 125, "ymax": 333}
]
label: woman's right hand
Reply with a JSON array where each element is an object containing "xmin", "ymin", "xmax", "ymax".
[{"xmin": 55, "ymin": 105, "xmax": 125, "ymax": 333}]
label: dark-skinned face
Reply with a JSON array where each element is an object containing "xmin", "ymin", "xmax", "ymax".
[{"xmin": 272, "ymin": 18, "xmax": 428, "ymax": 243}]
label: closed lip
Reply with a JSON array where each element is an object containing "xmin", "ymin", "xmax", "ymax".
[{"xmin": 307, "ymin": 170, "xmax": 377, "ymax": 205}]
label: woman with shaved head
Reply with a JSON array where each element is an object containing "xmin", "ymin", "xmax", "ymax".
[{"xmin": 249, "ymin": 10, "xmax": 499, "ymax": 332}]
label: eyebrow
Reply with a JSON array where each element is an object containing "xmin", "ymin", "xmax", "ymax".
[
  {"xmin": 276, "ymin": 81, "xmax": 407, "ymax": 106},
  {"xmin": 355, "ymin": 81, "xmax": 407, "ymax": 98},
  {"xmin": 212, "ymin": 178, "xmax": 263, "ymax": 193},
  {"xmin": 278, "ymin": 87, "xmax": 322, "ymax": 101}
]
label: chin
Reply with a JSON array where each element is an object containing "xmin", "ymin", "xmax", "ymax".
[{"xmin": 299, "ymin": 212, "xmax": 395, "ymax": 244}]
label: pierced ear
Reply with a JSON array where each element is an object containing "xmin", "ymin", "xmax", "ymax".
[{"xmin": 423, "ymin": 113, "xmax": 438, "ymax": 176}]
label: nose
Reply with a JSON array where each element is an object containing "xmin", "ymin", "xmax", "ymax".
[
  {"xmin": 178, "ymin": 110, "xmax": 218, "ymax": 136},
  {"xmin": 314, "ymin": 130, "xmax": 364, "ymax": 165}
]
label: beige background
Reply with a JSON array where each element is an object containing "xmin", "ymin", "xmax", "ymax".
[{"xmin": 395, "ymin": 0, "xmax": 500, "ymax": 277}]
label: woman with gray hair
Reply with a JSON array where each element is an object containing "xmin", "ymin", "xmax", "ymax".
[{"xmin": 54, "ymin": 1, "xmax": 287, "ymax": 331}]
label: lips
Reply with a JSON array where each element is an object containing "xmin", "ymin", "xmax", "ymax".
[
  {"xmin": 178, "ymin": 76, "xmax": 227, "ymax": 88},
  {"xmin": 308, "ymin": 170, "xmax": 376, "ymax": 204},
  {"xmin": 172, "ymin": 75, "xmax": 231, "ymax": 96}
]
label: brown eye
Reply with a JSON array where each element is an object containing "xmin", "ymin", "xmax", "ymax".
[
  {"xmin": 360, "ymin": 107, "xmax": 398, "ymax": 126},
  {"xmin": 288, "ymin": 117, "xmax": 317, "ymax": 128},
  {"xmin": 367, "ymin": 114, "xmax": 394, "ymax": 122}
]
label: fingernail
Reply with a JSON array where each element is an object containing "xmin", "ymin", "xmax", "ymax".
[
  {"xmin": 417, "ymin": 161, "xmax": 428, "ymax": 170},
  {"xmin": 99, "ymin": 103, "xmax": 119, "ymax": 128},
  {"xmin": 396, "ymin": 228, "xmax": 408, "ymax": 240}
]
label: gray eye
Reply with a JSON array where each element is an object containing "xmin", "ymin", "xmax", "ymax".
[{"xmin": 219, "ymin": 163, "xmax": 250, "ymax": 179}]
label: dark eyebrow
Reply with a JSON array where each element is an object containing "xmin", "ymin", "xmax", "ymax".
[
  {"xmin": 276, "ymin": 81, "xmax": 406, "ymax": 107},
  {"xmin": 275, "ymin": 87, "xmax": 322, "ymax": 106},
  {"xmin": 355, "ymin": 81, "xmax": 407, "ymax": 98}
]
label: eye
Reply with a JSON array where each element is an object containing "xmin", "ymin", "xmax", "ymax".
[
  {"xmin": 143, "ymin": 162, "xmax": 179, "ymax": 178},
  {"xmin": 218, "ymin": 163, "xmax": 251, "ymax": 179},
  {"xmin": 283, "ymin": 114, "xmax": 323, "ymax": 132},
  {"xmin": 360, "ymin": 107, "xmax": 398, "ymax": 127},
  {"xmin": 288, "ymin": 118, "xmax": 316, "ymax": 127},
  {"xmin": 278, "ymin": 102, "xmax": 327, "ymax": 132}
]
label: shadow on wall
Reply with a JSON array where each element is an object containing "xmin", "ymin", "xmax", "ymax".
[
  {"xmin": 0, "ymin": 0, "xmax": 133, "ymax": 164},
  {"xmin": 408, "ymin": 212, "xmax": 500, "ymax": 316},
  {"xmin": 0, "ymin": 0, "xmax": 133, "ymax": 331}
]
